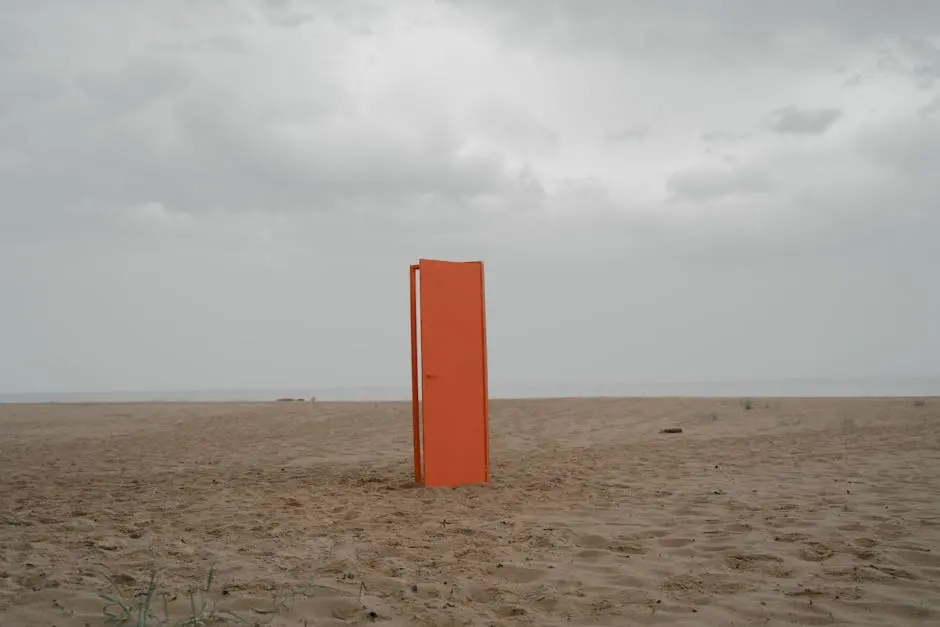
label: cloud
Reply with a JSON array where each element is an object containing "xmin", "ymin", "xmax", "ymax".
[
  {"xmin": 666, "ymin": 165, "xmax": 774, "ymax": 202},
  {"xmin": 854, "ymin": 108, "xmax": 940, "ymax": 181},
  {"xmin": 767, "ymin": 106, "xmax": 843, "ymax": 135},
  {"xmin": 0, "ymin": 18, "xmax": 25, "ymax": 59},
  {"xmin": 471, "ymin": 100, "xmax": 559, "ymax": 154},
  {"xmin": 0, "ymin": 9, "xmax": 529, "ymax": 229},
  {"xmin": 76, "ymin": 56, "xmax": 190, "ymax": 115},
  {"xmin": 921, "ymin": 95, "xmax": 940, "ymax": 117},
  {"xmin": 450, "ymin": 0, "xmax": 940, "ymax": 72},
  {"xmin": 701, "ymin": 130, "xmax": 749, "ymax": 143},
  {"xmin": 900, "ymin": 37, "xmax": 940, "ymax": 88},
  {"xmin": 605, "ymin": 125, "xmax": 649, "ymax": 143}
]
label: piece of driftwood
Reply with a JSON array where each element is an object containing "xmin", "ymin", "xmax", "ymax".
[{"xmin": 660, "ymin": 427, "xmax": 684, "ymax": 434}]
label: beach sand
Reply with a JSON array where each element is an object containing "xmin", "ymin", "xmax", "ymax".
[{"xmin": 1, "ymin": 397, "xmax": 938, "ymax": 626}]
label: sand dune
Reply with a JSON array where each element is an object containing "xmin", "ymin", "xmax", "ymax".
[{"xmin": 1, "ymin": 397, "xmax": 938, "ymax": 625}]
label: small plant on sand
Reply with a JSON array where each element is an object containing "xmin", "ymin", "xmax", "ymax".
[
  {"xmin": 913, "ymin": 399, "xmax": 927, "ymax": 407},
  {"xmin": 176, "ymin": 566, "xmax": 245, "ymax": 626},
  {"xmin": 101, "ymin": 570, "xmax": 161, "ymax": 626},
  {"xmin": 741, "ymin": 398, "xmax": 754, "ymax": 411},
  {"xmin": 252, "ymin": 580, "xmax": 318, "ymax": 618},
  {"xmin": 99, "ymin": 564, "xmax": 372, "ymax": 626},
  {"xmin": 251, "ymin": 579, "xmax": 369, "ymax": 625},
  {"xmin": 100, "ymin": 565, "xmax": 245, "ymax": 626}
]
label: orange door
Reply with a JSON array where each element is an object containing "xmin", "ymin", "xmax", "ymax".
[{"xmin": 418, "ymin": 259, "xmax": 489, "ymax": 487}]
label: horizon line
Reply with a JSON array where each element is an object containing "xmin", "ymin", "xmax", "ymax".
[{"xmin": 3, "ymin": 375, "xmax": 940, "ymax": 402}]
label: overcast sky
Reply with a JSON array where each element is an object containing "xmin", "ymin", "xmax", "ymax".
[{"xmin": 1, "ymin": 0, "xmax": 938, "ymax": 395}]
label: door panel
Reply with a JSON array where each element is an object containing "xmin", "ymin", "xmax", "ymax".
[{"xmin": 418, "ymin": 259, "xmax": 489, "ymax": 487}]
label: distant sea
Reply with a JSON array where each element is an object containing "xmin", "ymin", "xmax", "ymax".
[{"xmin": 2, "ymin": 377, "xmax": 939, "ymax": 403}]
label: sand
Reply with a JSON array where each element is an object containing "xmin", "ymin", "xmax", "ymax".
[{"xmin": 1, "ymin": 397, "xmax": 938, "ymax": 626}]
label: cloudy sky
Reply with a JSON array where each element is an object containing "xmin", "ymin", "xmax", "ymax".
[{"xmin": 1, "ymin": 0, "xmax": 938, "ymax": 396}]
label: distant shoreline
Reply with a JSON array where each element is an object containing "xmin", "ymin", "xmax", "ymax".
[
  {"xmin": 2, "ymin": 377, "xmax": 940, "ymax": 404},
  {"xmin": 0, "ymin": 396, "xmax": 938, "ymax": 407}
]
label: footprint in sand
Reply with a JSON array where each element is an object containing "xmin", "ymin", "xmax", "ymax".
[
  {"xmin": 853, "ymin": 537, "xmax": 879, "ymax": 548},
  {"xmin": 576, "ymin": 549, "xmax": 608, "ymax": 561},
  {"xmin": 662, "ymin": 572, "xmax": 747, "ymax": 599},
  {"xmin": 725, "ymin": 552, "xmax": 785, "ymax": 571},
  {"xmin": 490, "ymin": 564, "xmax": 545, "ymax": 584},
  {"xmin": 658, "ymin": 537, "xmax": 695, "ymax": 548},
  {"xmin": 896, "ymin": 548, "xmax": 940, "ymax": 568},
  {"xmin": 797, "ymin": 542, "xmax": 836, "ymax": 562},
  {"xmin": 774, "ymin": 532, "xmax": 809, "ymax": 543}
]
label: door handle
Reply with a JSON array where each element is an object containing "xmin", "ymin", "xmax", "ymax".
[{"xmin": 424, "ymin": 373, "xmax": 439, "ymax": 379}]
